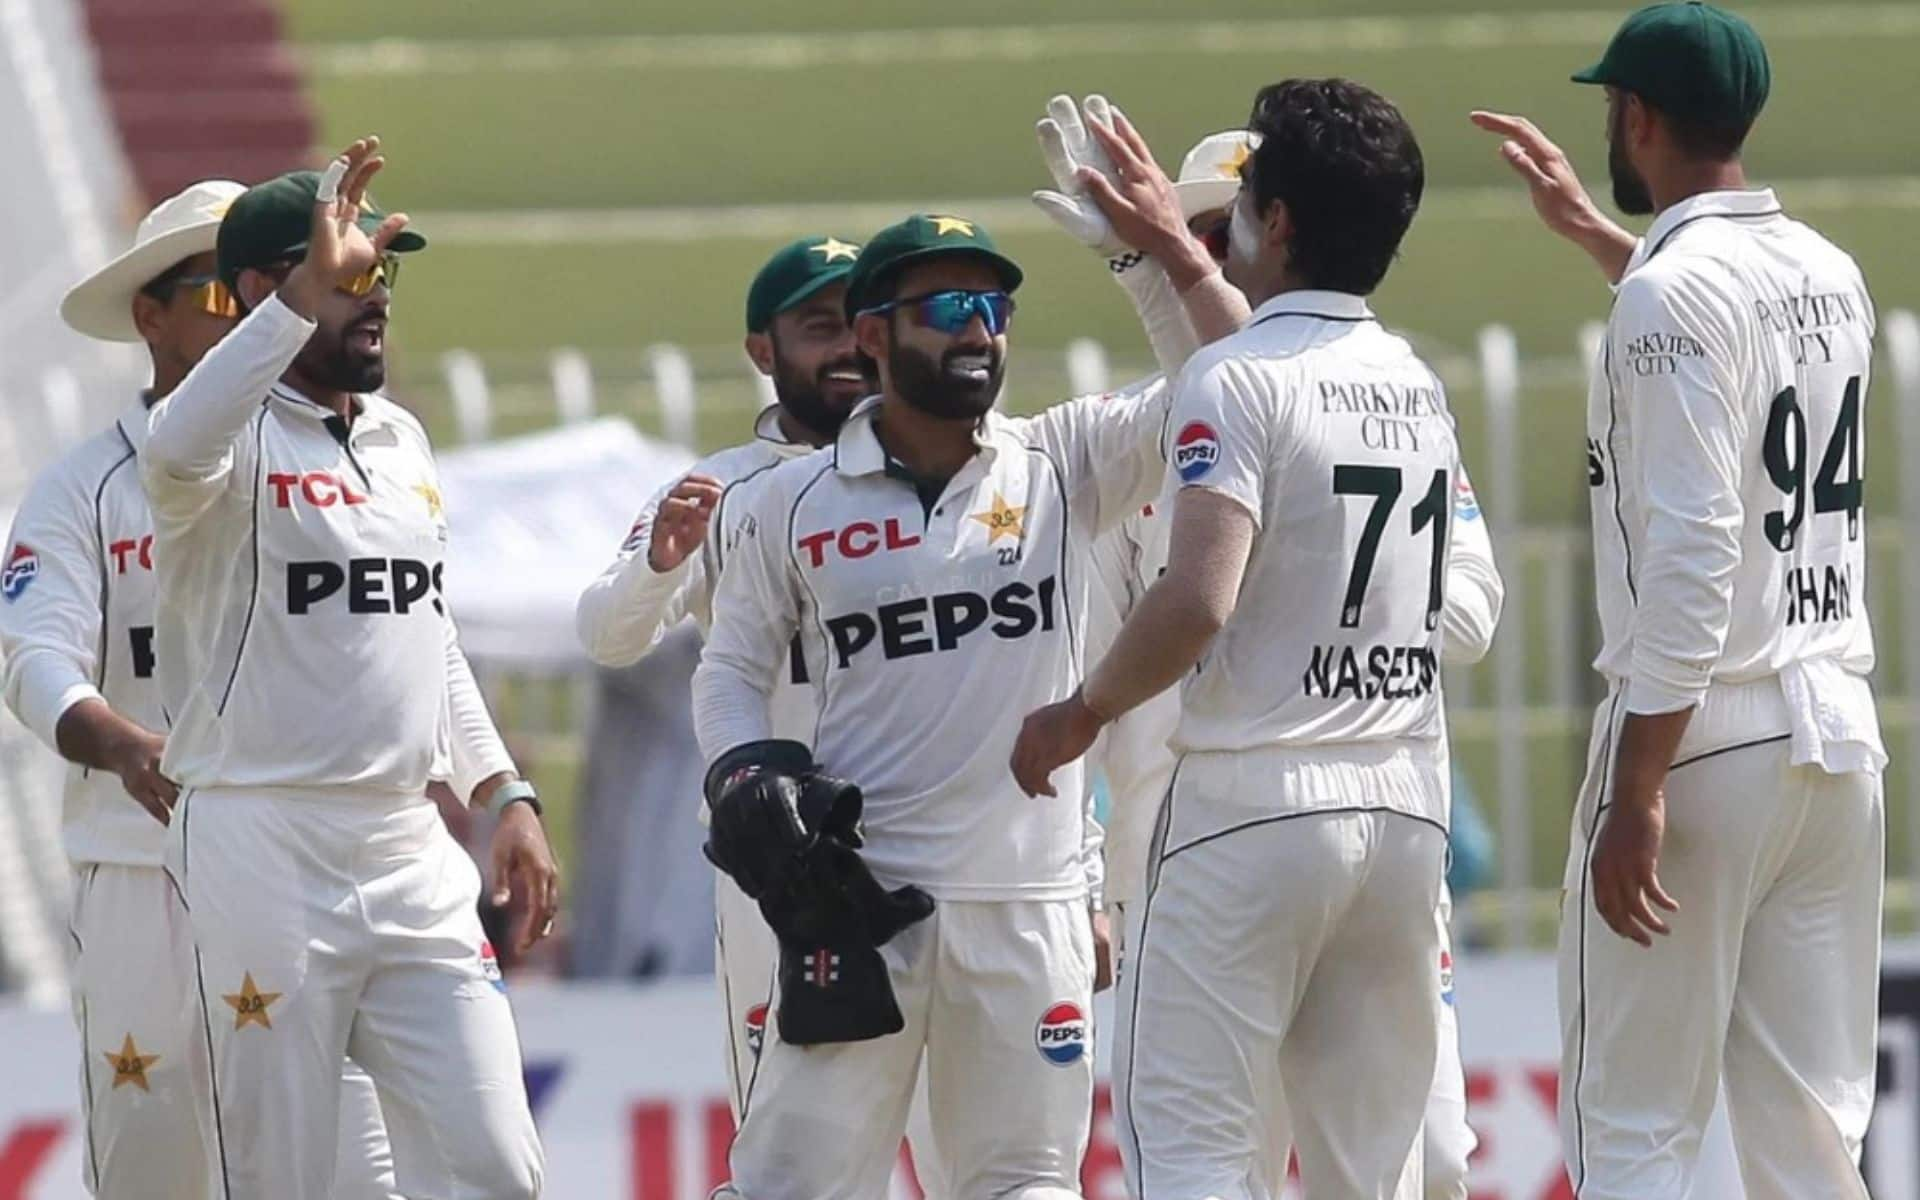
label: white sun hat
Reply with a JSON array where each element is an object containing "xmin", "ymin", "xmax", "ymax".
[
  {"xmin": 60, "ymin": 179, "xmax": 247, "ymax": 342},
  {"xmin": 1174, "ymin": 130, "xmax": 1259, "ymax": 220}
]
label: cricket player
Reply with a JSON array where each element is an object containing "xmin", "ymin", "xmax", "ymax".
[
  {"xmin": 141, "ymin": 140, "xmax": 556, "ymax": 1199},
  {"xmin": 0, "ymin": 181, "xmax": 428, "ymax": 1199},
  {"xmin": 1064, "ymin": 122, "xmax": 1496, "ymax": 1200},
  {"xmin": 1474, "ymin": 6, "xmax": 1884, "ymax": 1196},
  {"xmin": 1013, "ymin": 78, "xmax": 1453, "ymax": 1199},
  {"xmin": 692, "ymin": 141, "xmax": 1248, "ymax": 1194},
  {"xmin": 577, "ymin": 235, "xmax": 944, "ymax": 1124}
]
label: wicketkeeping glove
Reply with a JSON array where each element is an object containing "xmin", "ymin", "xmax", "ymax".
[
  {"xmin": 702, "ymin": 739, "xmax": 816, "ymax": 899},
  {"xmin": 1032, "ymin": 93, "xmax": 1133, "ymax": 259}
]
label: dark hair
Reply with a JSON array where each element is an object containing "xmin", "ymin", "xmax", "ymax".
[
  {"xmin": 1244, "ymin": 78, "xmax": 1424, "ymax": 295},
  {"xmin": 1657, "ymin": 107, "xmax": 1753, "ymax": 160}
]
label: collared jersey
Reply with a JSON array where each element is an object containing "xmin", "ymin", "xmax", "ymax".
[
  {"xmin": 1089, "ymin": 444, "xmax": 1503, "ymax": 902},
  {"xmin": 1166, "ymin": 290, "xmax": 1462, "ymax": 803},
  {"xmin": 1, "ymin": 403, "xmax": 169, "ymax": 866},
  {"xmin": 693, "ymin": 382, "xmax": 1169, "ymax": 900},
  {"xmin": 144, "ymin": 297, "xmax": 501, "ymax": 796},
  {"xmin": 1587, "ymin": 189, "xmax": 1876, "ymax": 716}
]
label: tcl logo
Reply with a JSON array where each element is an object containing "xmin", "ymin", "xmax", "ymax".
[
  {"xmin": 108, "ymin": 535, "xmax": 153, "ymax": 574},
  {"xmin": 268, "ymin": 471, "xmax": 369, "ymax": 509},
  {"xmin": 797, "ymin": 518, "xmax": 920, "ymax": 568},
  {"xmin": 288, "ymin": 557, "xmax": 443, "ymax": 615}
]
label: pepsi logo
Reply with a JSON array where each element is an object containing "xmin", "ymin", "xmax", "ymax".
[
  {"xmin": 1453, "ymin": 474, "xmax": 1482, "ymax": 522},
  {"xmin": 1173, "ymin": 421, "xmax": 1220, "ymax": 482},
  {"xmin": 745, "ymin": 1002, "xmax": 769, "ymax": 1058},
  {"xmin": 2, "ymin": 544, "xmax": 39, "ymax": 602},
  {"xmin": 480, "ymin": 940, "xmax": 506, "ymax": 993},
  {"xmin": 1439, "ymin": 950, "xmax": 1455, "ymax": 1007},
  {"xmin": 1035, "ymin": 1001, "xmax": 1088, "ymax": 1066}
]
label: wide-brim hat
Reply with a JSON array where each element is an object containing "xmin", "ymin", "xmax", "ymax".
[
  {"xmin": 1173, "ymin": 130, "xmax": 1259, "ymax": 220},
  {"xmin": 61, "ymin": 179, "xmax": 247, "ymax": 342}
]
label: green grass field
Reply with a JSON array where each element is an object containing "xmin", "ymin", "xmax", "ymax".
[{"xmin": 277, "ymin": 0, "xmax": 1920, "ymax": 937}]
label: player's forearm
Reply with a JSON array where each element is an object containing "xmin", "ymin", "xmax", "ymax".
[
  {"xmin": 1440, "ymin": 514, "xmax": 1504, "ymax": 666},
  {"xmin": 3, "ymin": 646, "xmax": 103, "ymax": 752},
  {"xmin": 1115, "ymin": 259, "xmax": 1203, "ymax": 378},
  {"xmin": 1569, "ymin": 214, "xmax": 1637, "ymax": 286},
  {"xmin": 1610, "ymin": 707, "xmax": 1694, "ymax": 812},
  {"xmin": 146, "ymin": 294, "xmax": 314, "ymax": 478},
  {"xmin": 1084, "ymin": 495, "xmax": 1252, "ymax": 720},
  {"xmin": 445, "ymin": 630, "xmax": 517, "ymax": 804},
  {"xmin": 54, "ymin": 697, "xmax": 158, "ymax": 775},
  {"xmin": 575, "ymin": 551, "xmax": 694, "ymax": 668},
  {"xmin": 691, "ymin": 657, "xmax": 777, "ymax": 763},
  {"xmin": 1177, "ymin": 269, "xmax": 1253, "ymax": 347}
]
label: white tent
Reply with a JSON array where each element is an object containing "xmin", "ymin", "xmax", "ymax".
[{"xmin": 435, "ymin": 416, "xmax": 695, "ymax": 670}]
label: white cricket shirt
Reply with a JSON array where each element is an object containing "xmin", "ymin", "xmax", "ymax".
[
  {"xmin": 693, "ymin": 382, "xmax": 1169, "ymax": 900},
  {"xmin": 1588, "ymin": 189, "xmax": 1878, "ymax": 753},
  {"xmin": 143, "ymin": 296, "xmax": 513, "ymax": 797},
  {"xmin": 1164, "ymin": 290, "xmax": 1463, "ymax": 825}
]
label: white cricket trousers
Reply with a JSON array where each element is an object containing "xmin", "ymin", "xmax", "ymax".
[
  {"xmin": 68, "ymin": 862, "xmax": 400, "ymax": 1199},
  {"xmin": 166, "ymin": 788, "xmax": 545, "ymax": 1199},
  {"xmin": 719, "ymin": 897, "xmax": 1094, "ymax": 1200},
  {"xmin": 1113, "ymin": 888, "xmax": 1474, "ymax": 1200},
  {"xmin": 713, "ymin": 869, "xmax": 947, "ymax": 1194},
  {"xmin": 1558, "ymin": 695, "xmax": 1883, "ymax": 1200},
  {"xmin": 1116, "ymin": 747, "xmax": 1448, "ymax": 1200}
]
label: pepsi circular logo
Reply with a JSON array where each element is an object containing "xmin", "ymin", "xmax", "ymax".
[
  {"xmin": 745, "ymin": 1002, "xmax": 769, "ymax": 1057},
  {"xmin": 1173, "ymin": 421, "xmax": 1221, "ymax": 482},
  {"xmin": 1035, "ymin": 1001, "xmax": 1089, "ymax": 1066}
]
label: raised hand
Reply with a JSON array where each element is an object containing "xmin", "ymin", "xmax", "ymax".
[
  {"xmin": 1032, "ymin": 93, "xmax": 1129, "ymax": 257},
  {"xmin": 646, "ymin": 474, "xmax": 724, "ymax": 572},
  {"xmin": 1469, "ymin": 111, "xmax": 1635, "ymax": 283},
  {"xmin": 283, "ymin": 136, "xmax": 412, "ymax": 313},
  {"xmin": 1078, "ymin": 106, "xmax": 1216, "ymax": 290}
]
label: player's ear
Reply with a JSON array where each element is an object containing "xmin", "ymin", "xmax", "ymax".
[
  {"xmin": 1261, "ymin": 197, "xmax": 1292, "ymax": 252},
  {"xmin": 236, "ymin": 268, "xmax": 278, "ymax": 312},
  {"xmin": 853, "ymin": 311, "xmax": 890, "ymax": 364},
  {"xmin": 744, "ymin": 332, "xmax": 775, "ymax": 377}
]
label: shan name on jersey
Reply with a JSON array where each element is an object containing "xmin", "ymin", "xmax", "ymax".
[{"xmin": 1302, "ymin": 642, "xmax": 1440, "ymax": 702}]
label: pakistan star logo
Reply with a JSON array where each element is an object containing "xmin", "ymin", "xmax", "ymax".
[
  {"xmin": 969, "ymin": 493, "xmax": 1026, "ymax": 543},
  {"xmin": 812, "ymin": 237, "xmax": 860, "ymax": 262},
  {"xmin": 929, "ymin": 215, "xmax": 975, "ymax": 237},
  {"xmin": 105, "ymin": 1034, "xmax": 161, "ymax": 1091},
  {"xmin": 224, "ymin": 972, "xmax": 282, "ymax": 1031}
]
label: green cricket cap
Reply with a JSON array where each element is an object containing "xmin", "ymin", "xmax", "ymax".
[
  {"xmin": 843, "ymin": 213, "xmax": 1024, "ymax": 320},
  {"xmin": 1572, "ymin": 2, "xmax": 1770, "ymax": 129},
  {"xmin": 745, "ymin": 236, "xmax": 863, "ymax": 332},
  {"xmin": 216, "ymin": 169, "xmax": 427, "ymax": 290}
]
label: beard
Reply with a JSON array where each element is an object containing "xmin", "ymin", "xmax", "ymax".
[
  {"xmin": 1607, "ymin": 105, "xmax": 1655, "ymax": 216},
  {"xmin": 888, "ymin": 328, "xmax": 1005, "ymax": 421},
  {"xmin": 299, "ymin": 322, "xmax": 386, "ymax": 394},
  {"xmin": 771, "ymin": 348, "xmax": 864, "ymax": 440}
]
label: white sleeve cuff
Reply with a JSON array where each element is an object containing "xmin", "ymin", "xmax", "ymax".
[
  {"xmin": 19, "ymin": 670, "xmax": 103, "ymax": 751},
  {"xmin": 1624, "ymin": 674, "xmax": 1703, "ymax": 717}
]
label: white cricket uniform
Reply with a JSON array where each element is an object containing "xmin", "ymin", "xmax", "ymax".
[
  {"xmin": 1113, "ymin": 290, "xmax": 1462, "ymax": 1200},
  {"xmin": 1088, "ymin": 456, "xmax": 1500, "ymax": 1200},
  {"xmin": 0, "ymin": 401, "xmax": 420, "ymax": 1200},
  {"xmin": 580, "ymin": 406, "xmax": 1102, "ymax": 1186},
  {"xmin": 140, "ymin": 295, "xmax": 543, "ymax": 1200},
  {"xmin": 694, "ymin": 382, "xmax": 1169, "ymax": 1200},
  {"xmin": 1562, "ymin": 188, "xmax": 1884, "ymax": 1200}
]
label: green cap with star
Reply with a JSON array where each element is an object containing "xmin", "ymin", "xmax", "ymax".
[
  {"xmin": 745, "ymin": 235, "xmax": 864, "ymax": 332},
  {"xmin": 843, "ymin": 213, "xmax": 1024, "ymax": 320},
  {"xmin": 216, "ymin": 169, "xmax": 426, "ymax": 292},
  {"xmin": 1572, "ymin": 1, "xmax": 1769, "ymax": 130}
]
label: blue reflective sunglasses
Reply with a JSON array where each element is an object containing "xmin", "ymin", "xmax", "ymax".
[{"xmin": 860, "ymin": 289, "xmax": 1016, "ymax": 335}]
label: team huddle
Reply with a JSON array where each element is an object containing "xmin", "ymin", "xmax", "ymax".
[{"xmin": 0, "ymin": 3, "xmax": 1888, "ymax": 1199}]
